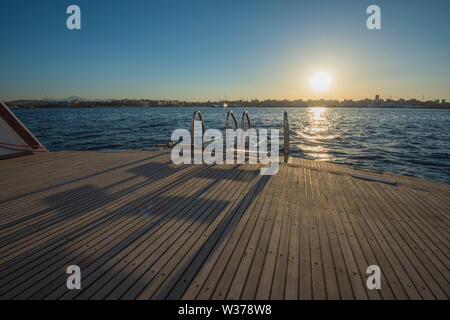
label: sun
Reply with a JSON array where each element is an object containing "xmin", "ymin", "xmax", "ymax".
[{"xmin": 310, "ymin": 71, "xmax": 331, "ymax": 92}]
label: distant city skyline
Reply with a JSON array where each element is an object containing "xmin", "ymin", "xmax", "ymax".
[
  {"xmin": 1, "ymin": 0, "xmax": 449, "ymax": 101},
  {"xmin": 5, "ymin": 94, "xmax": 448, "ymax": 104}
]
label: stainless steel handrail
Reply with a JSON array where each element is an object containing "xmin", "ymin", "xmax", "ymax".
[
  {"xmin": 191, "ymin": 110, "xmax": 206, "ymax": 157},
  {"xmin": 226, "ymin": 110, "xmax": 238, "ymax": 158},
  {"xmin": 226, "ymin": 111, "xmax": 238, "ymax": 130},
  {"xmin": 284, "ymin": 111, "xmax": 289, "ymax": 163},
  {"xmin": 241, "ymin": 110, "xmax": 251, "ymax": 130},
  {"xmin": 240, "ymin": 110, "xmax": 252, "ymax": 153}
]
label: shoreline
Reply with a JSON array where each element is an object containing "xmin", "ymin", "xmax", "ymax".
[{"xmin": 9, "ymin": 105, "xmax": 450, "ymax": 110}]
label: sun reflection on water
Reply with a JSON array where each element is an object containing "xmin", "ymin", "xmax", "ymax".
[
  {"xmin": 298, "ymin": 107, "xmax": 331, "ymax": 161},
  {"xmin": 311, "ymin": 107, "xmax": 326, "ymax": 121}
]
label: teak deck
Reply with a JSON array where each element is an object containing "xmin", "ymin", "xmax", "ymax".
[{"xmin": 0, "ymin": 150, "xmax": 448, "ymax": 300}]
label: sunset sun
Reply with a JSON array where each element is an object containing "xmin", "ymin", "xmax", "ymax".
[{"xmin": 310, "ymin": 71, "xmax": 331, "ymax": 92}]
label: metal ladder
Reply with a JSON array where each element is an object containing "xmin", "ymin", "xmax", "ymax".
[{"xmin": 191, "ymin": 109, "xmax": 290, "ymax": 163}]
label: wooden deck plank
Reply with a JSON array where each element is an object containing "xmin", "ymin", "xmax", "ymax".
[
  {"xmin": 305, "ymin": 168, "xmax": 327, "ymax": 299},
  {"xmin": 29, "ymin": 167, "xmax": 223, "ymax": 300},
  {"xmin": 193, "ymin": 165, "xmax": 286, "ymax": 300},
  {"xmin": 254, "ymin": 166, "xmax": 289, "ymax": 299},
  {"xmin": 319, "ymin": 172, "xmax": 358, "ymax": 300},
  {"xmin": 194, "ymin": 172, "xmax": 273, "ymax": 300},
  {"xmin": 331, "ymin": 174, "xmax": 407, "ymax": 299},
  {"xmin": 0, "ymin": 157, "xmax": 194, "ymax": 264},
  {"xmin": 321, "ymin": 174, "xmax": 369, "ymax": 300},
  {"xmin": 0, "ymin": 151, "xmax": 162, "ymax": 202},
  {"xmin": 0, "ymin": 151, "xmax": 448, "ymax": 300},
  {"xmin": 0, "ymin": 164, "xmax": 199, "ymax": 282},
  {"xmin": 310, "ymin": 169, "xmax": 342, "ymax": 299},
  {"xmin": 52, "ymin": 163, "xmax": 239, "ymax": 300},
  {"xmin": 189, "ymin": 167, "xmax": 276, "ymax": 300},
  {"xmin": 97, "ymin": 165, "xmax": 253, "ymax": 299},
  {"xmin": 283, "ymin": 166, "xmax": 300, "ymax": 299},
  {"xmin": 32, "ymin": 165, "xmax": 212, "ymax": 299},
  {"xmin": 342, "ymin": 176, "xmax": 425, "ymax": 299},
  {"xmin": 362, "ymin": 182, "xmax": 448, "ymax": 299},
  {"xmin": 2, "ymin": 163, "xmax": 206, "ymax": 298},
  {"xmin": 134, "ymin": 166, "xmax": 261, "ymax": 300},
  {"xmin": 160, "ymin": 171, "xmax": 271, "ymax": 300},
  {"xmin": 297, "ymin": 167, "xmax": 313, "ymax": 299},
  {"xmin": 374, "ymin": 184, "xmax": 449, "ymax": 276},
  {"xmin": 239, "ymin": 166, "xmax": 288, "ymax": 299}
]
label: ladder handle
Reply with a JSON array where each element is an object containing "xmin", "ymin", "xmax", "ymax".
[
  {"xmin": 241, "ymin": 110, "xmax": 252, "ymax": 130},
  {"xmin": 226, "ymin": 111, "xmax": 238, "ymax": 130},
  {"xmin": 191, "ymin": 110, "xmax": 206, "ymax": 156},
  {"xmin": 284, "ymin": 111, "xmax": 289, "ymax": 163}
]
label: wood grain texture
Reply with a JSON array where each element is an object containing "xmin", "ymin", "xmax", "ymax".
[{"xmin": 0, "ymin": 151, "xmax": 448, "ymax": 300}]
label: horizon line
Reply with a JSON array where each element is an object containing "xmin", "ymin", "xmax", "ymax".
[{"xmin": 3, "ymin": 96, "xmax": 448, "ymax": 103}]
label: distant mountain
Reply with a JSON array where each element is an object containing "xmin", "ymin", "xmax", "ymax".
[
  {"xmin": 60, "ymin": 96, "xmax": 88, "ymax": 101},
  {"xmin": 43, "ymin": 96, "xmax": 87, "ymax": 102},
  {"xmin": 48, "ymin": 96, "xmax": 113, "ymax": 102}
]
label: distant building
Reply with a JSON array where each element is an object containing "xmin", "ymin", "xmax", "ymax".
[{"xmin": 375, "ymin": 94, "xmax": 380, "ymax": 101}]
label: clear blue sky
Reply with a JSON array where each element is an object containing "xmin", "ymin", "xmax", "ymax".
[{"xmin": 0, "ymin": 0, "xmax": 449, "ymax": 101}]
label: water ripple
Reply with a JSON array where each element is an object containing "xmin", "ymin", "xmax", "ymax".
[{"xmin": 11, "ymin": 106, "xmax": 450, "ymax": 184}]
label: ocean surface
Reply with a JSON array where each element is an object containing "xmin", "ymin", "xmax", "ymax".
[{"xmin": 12, "ymin": 107, "xmax": 450, "ymax": 184}]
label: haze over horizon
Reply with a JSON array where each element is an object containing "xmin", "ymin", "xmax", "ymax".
[
  {"xmin": 1, "ymin": 0, "xmax": 449, "ymax": 101},
  {"xmin": 4, "ymin": 95, "xmax": 446, "ymax": 103}
]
